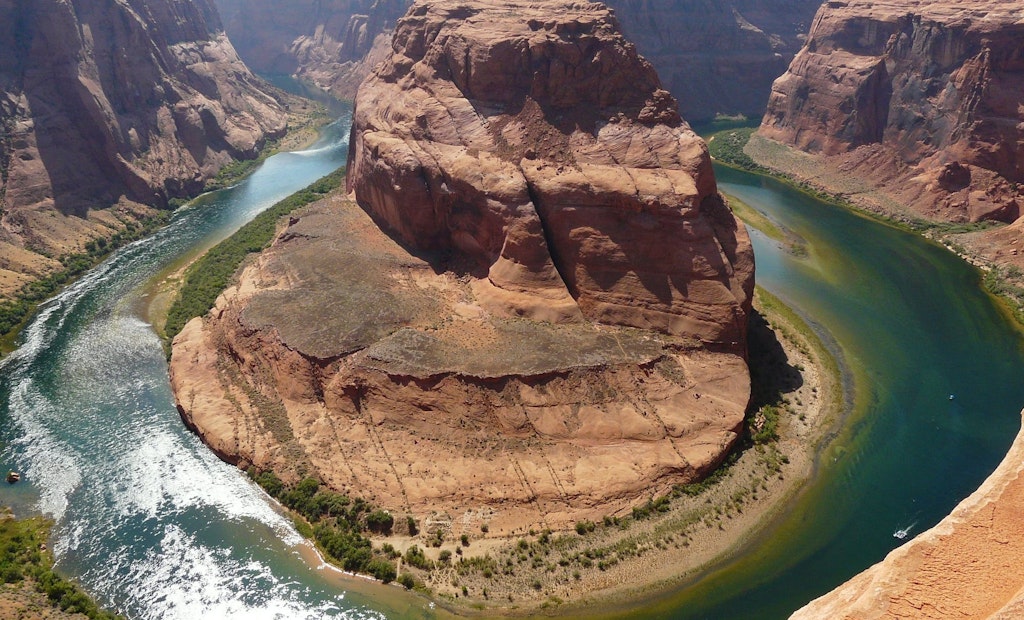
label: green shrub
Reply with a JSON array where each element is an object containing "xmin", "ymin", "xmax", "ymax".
[{"xmin": 365, "ymin": 510, "xmax": 394, "ymax": 535}]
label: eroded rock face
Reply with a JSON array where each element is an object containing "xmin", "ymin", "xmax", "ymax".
[
  {"xmin": 610, "ymin": 0, "xmax": 820, "ymax": 121},
  {"xmin": 348, "ymin": 0, "xmax": 754, "ymax": 345},
  {"xmin": 0, "ymin": 0, "xmax": 287, "ymax": 295},
  {"xmin": 172, "ymin": 0, "xmax": 754, "ymax": 531},
  {"xmin": 760, "ymin": 0, "xmax": 1024, "ymax": 222}
]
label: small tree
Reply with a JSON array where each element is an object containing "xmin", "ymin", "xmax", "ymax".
[{"xmin": 365, "ymin": 510, "xmax": 394, "ymax": 535}]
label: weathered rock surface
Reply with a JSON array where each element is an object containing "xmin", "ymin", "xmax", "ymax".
[
  {"xmin": 348, "ymin": 0, "xmax": 754, "ymax": 344},
  {"xmin": 214, "ymin": 0, "xmax": 819, "ymax": 121},
  {"xmin": 0, "ymin": 0, "xmax": 287, "ymax": 297},
  {"xmin": 760, "ymin": 0, "xmax": 1024, "ymax": 223},
  {"xmin": 792, "ymin": 409, "xmax": 1024, "ymax": 619},
  {"xmin": 172, "ymin": 0, "xmax": 754, "ymax": 531}
]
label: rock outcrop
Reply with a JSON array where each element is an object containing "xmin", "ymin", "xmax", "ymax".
[
  {"xmin": 760, "ymin": 0, "xmax": 1024, "ymax": 223},
  {"xmin": 792, "ymin": 409, "xmax": 1024, "ymax": 619},
  {"xmin": 171, "ymin": 0, "xmax": 754, "ymax": 532},
  {"xmin": 0, "ymin": 0, "xmax": 287, "ymax": 297},
  {"xmin": 214, "ymin": 0, "xmax": 819, "ymax": 121}
]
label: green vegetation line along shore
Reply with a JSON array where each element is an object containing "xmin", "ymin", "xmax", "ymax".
[
  {"xmin": 163, "ymin": 168, "xmax": 344, "ymax": 343},
  {"xmin": 0, "ymin": 511, "xmax": 121, "ymax": 619},
  {"xmin": 0, "ymin": 213, "xmax": 168, "ymax": 353},
  {"xmin": 707, "ymin": 126, "xmax": 1024, "ymax": 326}
]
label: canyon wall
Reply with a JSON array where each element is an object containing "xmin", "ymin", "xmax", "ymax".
[
  {"xmin": 213, "ymin": 0, "xmax": 820, "ymax": 121},
  {"xmin": 215, "ymin": 0, "xmax": 408, "ymax": 99},
  {"xmin": 171, "ymin": 0, "xmax": 754, "ymax": 533},
  {"xmin": 0, "ymin": 0, "xmax": 287, "ymax": 297},
  {"xmin": 760, "ymin": 0, "xmax": 1024, "ymax": 223}
]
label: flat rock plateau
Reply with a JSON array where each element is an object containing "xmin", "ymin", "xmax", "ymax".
[{"xmin": 170, "ymin": 0, "xmax": 755, "ymax": 534}]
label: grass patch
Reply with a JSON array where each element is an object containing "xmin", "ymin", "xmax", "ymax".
[
  {"xmin": 163, "ymin": 168, "xmax": 344, "ymax": 343},
  {"xmin": 0, "ymin": 511, "xmax": 122, "ymax": 619},
  {"xmin": 706, "ymin": 127, "xmax": 763, "ymax": 172}
]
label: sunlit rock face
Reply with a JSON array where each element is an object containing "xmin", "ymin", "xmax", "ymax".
[{"xmin": 761, "ymin": 0, "xmax": 1024, "ymax": 223}]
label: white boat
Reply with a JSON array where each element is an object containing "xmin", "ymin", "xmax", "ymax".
[{"xmin": 893, "ymin": 528, "xmax": 909, "ymax": 539}]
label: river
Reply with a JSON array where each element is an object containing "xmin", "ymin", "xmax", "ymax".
[{"xmin": 1, "ymin": 113, "xmax": 1023, "ymax": 619}]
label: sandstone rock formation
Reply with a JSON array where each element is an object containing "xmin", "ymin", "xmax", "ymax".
[
  {"xmin": 791, "ymin": 409, "xmax": 1024, "ymax": 620},
  {"xmin": 760, "ymin": 0, "xmax": 1024, "ymax": 223},
  {"xmin": 214, "ymin": 0, "xmax": 819, "ymax": 121},
  {"xmin": 0, "ymin": 0, "xmax": 287, "ymax": 297},
  {"xmin": 171, "ymin": 0, "xmax": 754, "ymax": 532}
]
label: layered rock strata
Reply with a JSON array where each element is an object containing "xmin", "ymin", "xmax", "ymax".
[
  {"xmin": 214, "ymin": 0, "xmax": 819, "ymax": 121},
  {"xmin": 172, "ymin": 0, "xmax": 754, "ymax": 531},
  {"xmin": 760, "ymin": 0, "xmax": 1024, "ymax": 223},
  {"xmin": 792, "ymin": 410, "xmax": 1024, "ymax": 619},
  {"xmin": 0, "ymin": 0, "xmax": 287, "ymax": 297}
]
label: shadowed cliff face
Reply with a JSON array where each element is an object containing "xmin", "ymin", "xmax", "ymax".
[
  {"xmin": 760, "ymin": 0, "xmax": 1024, "ymax": 223},
  {"xmin": 171, "ymin": 0, "xmax": 754, "ymax": 533},
  {"xmin": 609, "ymin": 0, "xmax": 821, "ymax": 121},
  {"xmin": 0, "ymin": 0, "xmax": 287, "ymax": 292},
  {"xmin": 213, "ymin": 0, "xmax": 819, "ymax": 121}
]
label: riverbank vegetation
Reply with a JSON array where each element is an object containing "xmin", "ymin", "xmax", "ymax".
[
  {"xmin": 163, "ymin": 168, "xmax": 344, "ymax": 344},
  {"xmin": 247, "ymin": 471, "xmax": 406, "ymax": 586},
  {"xmin": 0, "ymin": 213, "xmax": 168, "ymax": 352},
  {"xmin": 709, "ymin": 126, "xmax": 1024, "ymax": 329},
  {"xmin": 0, "ymin": 511, "xmax": 121, "ymax": 619}
]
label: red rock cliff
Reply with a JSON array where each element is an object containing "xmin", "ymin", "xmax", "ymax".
[
  {"xmin": 0, "ymin": 0, "xmax": 287, "ymax": 296},
  {"xmin": 760, "ymin": 0, "xmax": 1024, "ymax": 223},
  {"xmin": 347, "ymin": 0, "xmax": 754, "ymax": 345}
]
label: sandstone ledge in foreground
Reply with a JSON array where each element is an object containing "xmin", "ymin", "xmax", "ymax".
[{"xmin": 792, "ymin": 408, "xmax": 1024, "ymax": 620}]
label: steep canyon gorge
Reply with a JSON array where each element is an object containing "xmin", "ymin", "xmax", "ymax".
[
  {"xmin": 759, "ymin": 2, "xmax": 1024, "ymax": 618},
  {"xmin": 214, "ymin": 0, "xmax": 821, "ymax": 121},
  {"xmin": 0, "ymin": 0, "xmax": 287, "ymax": 298}
]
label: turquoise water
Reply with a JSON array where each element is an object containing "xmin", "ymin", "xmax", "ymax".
[
  {"xmin": 0, "ymin": 106, "xmax": 431, "ymax": 619},
  {"xmin": 650, "ymin": 165, "xmax": 1024, "ymax": 619},
  {"xmin": 1, "ymin": 115, "xmax": 1022, "ymax": 619}
]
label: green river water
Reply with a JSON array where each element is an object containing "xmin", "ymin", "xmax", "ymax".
[{"xmin": 0, "ymin": 112, "xmax": 1022, "ymax": 619}]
